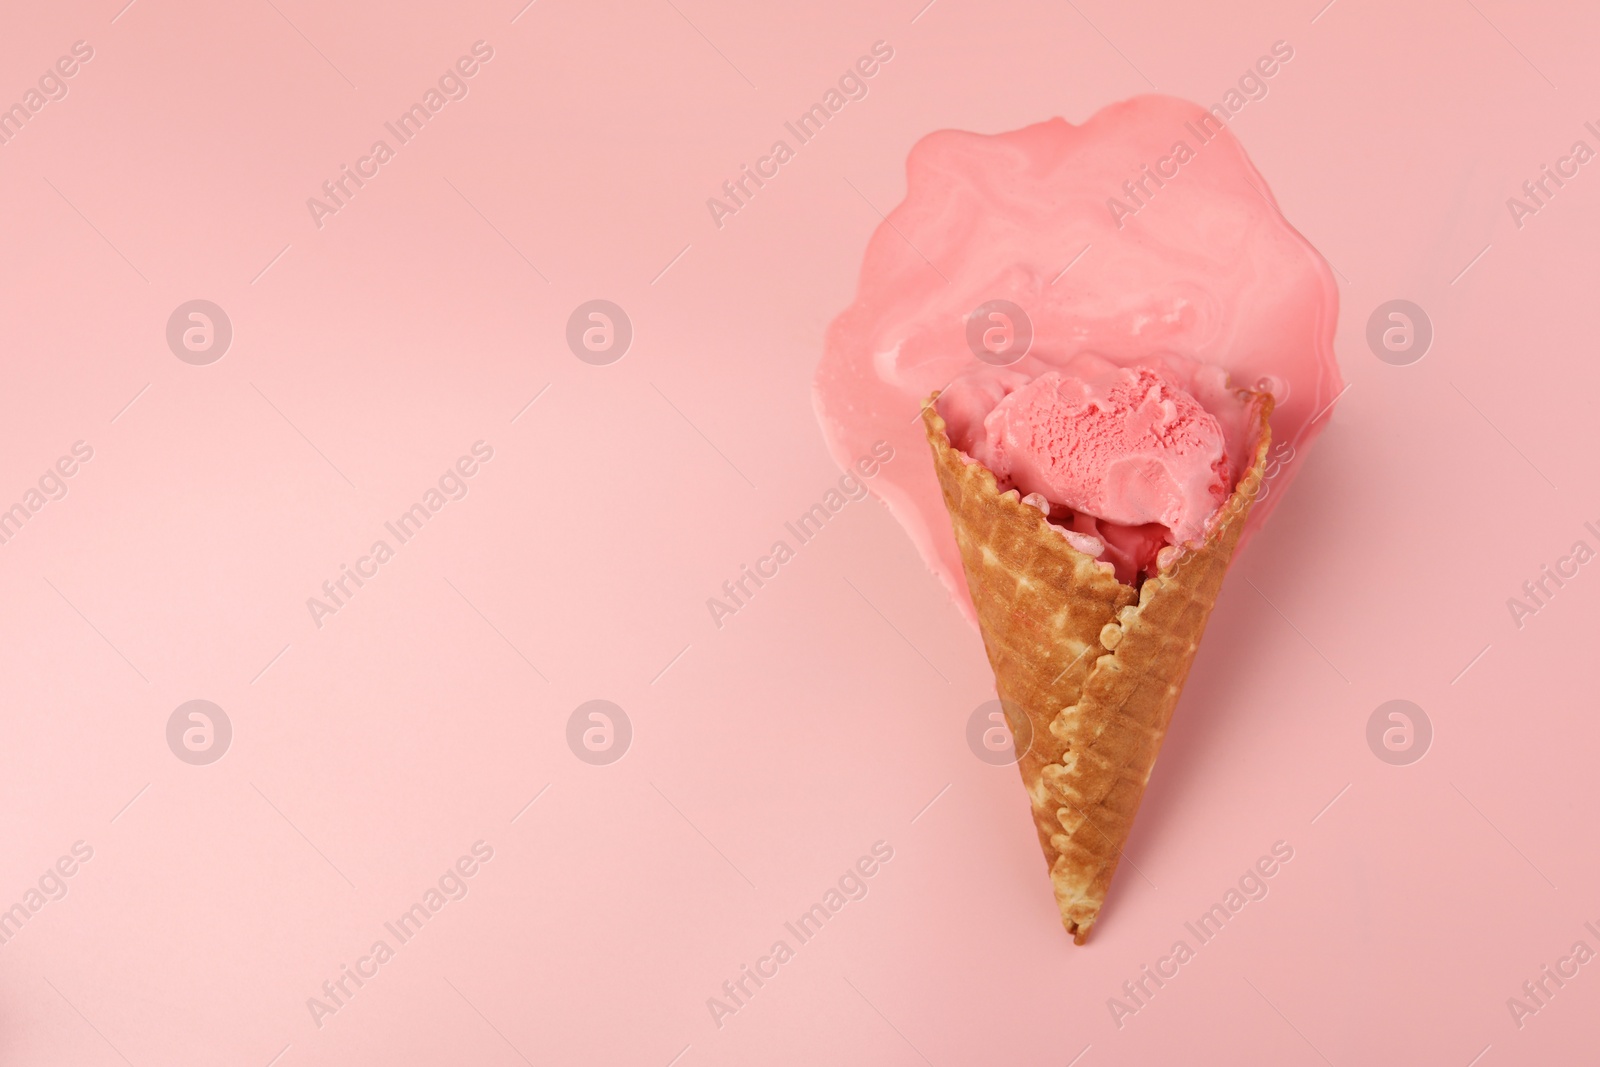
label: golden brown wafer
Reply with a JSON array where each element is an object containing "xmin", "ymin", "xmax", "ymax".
[{"xmin": 923, "ymin": 392, "xmax": 1271, "ymax": 943}]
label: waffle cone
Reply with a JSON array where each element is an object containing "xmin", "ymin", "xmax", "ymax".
[{"xmin": 922, "ymin": 393, "xmax": 1271, "ymax": 944}]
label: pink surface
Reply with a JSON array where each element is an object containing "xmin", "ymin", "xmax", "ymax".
[{"xmin": 1, "ymin": 2, "xmax": 1597, "ymax": 1066}]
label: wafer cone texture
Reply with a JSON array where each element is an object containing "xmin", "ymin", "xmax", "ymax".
[{"xmin": 922, "ymin": 394, "xmax": 1271, "ymax": 944}]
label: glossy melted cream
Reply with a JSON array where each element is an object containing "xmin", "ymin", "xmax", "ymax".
[{"xmin": 813, "ymin": 95, "xmax": 1341, "ymax": 620}]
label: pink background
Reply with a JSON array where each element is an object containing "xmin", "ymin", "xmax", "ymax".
[{"xmin": 2, "ymin": 0, "xmax": 1597, "ymax": 1064}]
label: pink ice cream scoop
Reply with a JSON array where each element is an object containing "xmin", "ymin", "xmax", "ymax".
[
  {"xmin": 813, "ymin": 95, "xmax": 1342, "ymax": 621},
  {"xmin": 955, "ymin": 364, "xmax": 1229, "ymax": 544}
]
